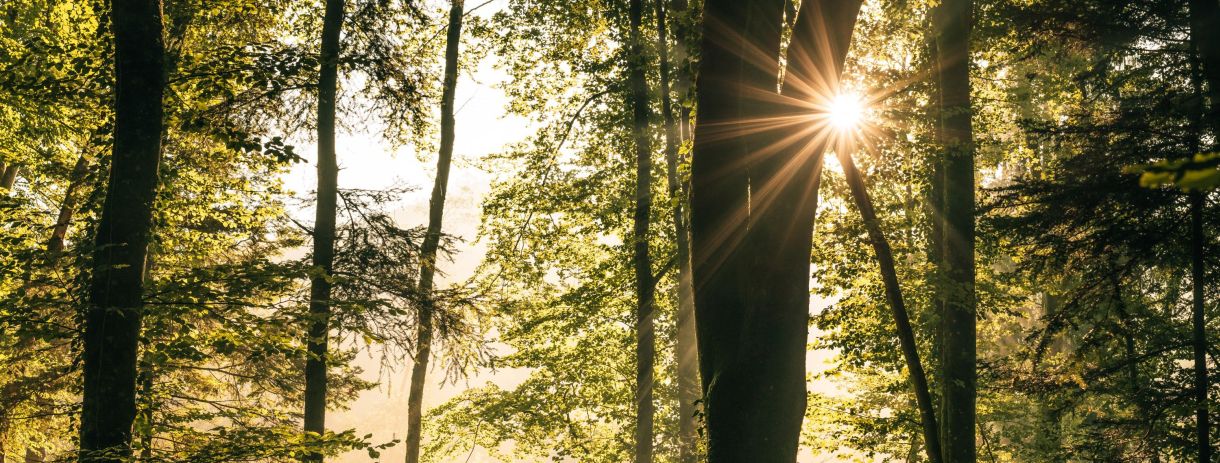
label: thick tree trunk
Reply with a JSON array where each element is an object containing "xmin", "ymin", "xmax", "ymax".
[
  {"xmin": 404, "ymin": 3, "xmax": 463, "ymax": 463},
  {"xmin": 78, "ymin": 0, "xmax": 165, "ymax": 461},
  {"xmin": 627, "ymin": 1, "xmax": 656, "ymax": 462},
  {"xmin": 739, "ymin": 0, "xmax": 863, "ymax": 456},
  {"xmin": 932, "ymin": 0, "xmax": 976, "ymax": 460},
  {"xmin": 302, "ymin": 0, "xmax": 345, "ymax": 460},
  {"xmin": 690, "ymin": 0, "xmax": 860, "ymax": 460},
  {"xmin": 836, "ymin": 148, "xmax": 943, "ymax": 463},
  {"xmin": 653, "ymin": 2, "xmax": 698, "ymax": 461},
  {"xmin": 47, "ymin": 153, "xmax": 91, "ymax": 254},
  {"xmin": 690, "ymin": 1, "xmax": 785, "ymax": 460}
]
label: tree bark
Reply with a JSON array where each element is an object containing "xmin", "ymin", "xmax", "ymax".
[
  {"xmin": 1189, "ymin": 0, "xmax": 1220, "ymax": 139},
  {"xmin": 1188, "ymin": 0, "xmax": 1220, "ymax": 460},
  {"xmin": 302, "ymin": 0, "xmax": 345, "ymax": 460},
  {"xmin": 627, "ymin": 1, "xmax": 656, "ymax": 462},
  {"xmin": 669, "ymin": 0, "xmax": 694, "ymax": 146},
  {"xmin": 78, "ymin": 0, "xmax": 165, "ymax": 460},
  {"xmin": 690, "ymin": 1, "xmax": 785, "ymax": 460},
  {"xmin": 932, "ymin": 0, "xmax": 976, "ymax": 460},
  {"xmin": 404, "ymin": 3, "xmax": 463, "ymax": 463},
  {"xmin": 1, "ymin": 165, "xmax": 19, "ymax": 190},
  {"xmin": 47, "ymin": 153, "xmax": 91, "ymax": 254},
  {"xmin": 836, "ymin": 147, "xmax": 943, "ymax": 463},
  {"xmin": 689, "ymin": 0, "xmax": 860, "ymax": 460},
  {"xmin": 653, "ymin": 2, "xmax": 698, "ymax": 461},
  {"xmin": 1190, "ymin": 191, "xmax": 1210, "ymax": 463}
]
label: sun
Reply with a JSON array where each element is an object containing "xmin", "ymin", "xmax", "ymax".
[{"xmin": 827, "ymin": 92, "xmax": 865, "ymax": 131}]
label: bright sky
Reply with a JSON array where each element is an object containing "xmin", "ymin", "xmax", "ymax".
[{"xmin": 282, "ymin": 2, "xmax": 852, "ymax": 461}]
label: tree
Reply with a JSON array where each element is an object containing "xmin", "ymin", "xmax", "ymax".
[
  {"xmin": 979, "ymin": 0, "xmax": 1218, "ymax": 459},
  {"xmin": 835, "ymin": 139, "xmax": 943, "ymax": 462},
  {"xmin": 78, "ymin": 0, "xmax": 166, "ymax": 461},
  {"xmin": 423, "ymin": 2, "xmax": 686, "ymax": 461},
  {"xmin": 931, "ymin": 0, "xmax": 976, "ymax": 460},
  {"xmin": 652, "ymin": 1, "xmax": 698, "ymax": 460},
  {"xmin": 626, "ymin": 1, "xmax": 657, "ymax": 462},
  {"xmin": 1187, "ymin": 0, "xmax": 1220, "ymax": 460},
  {"xmin": 688, "ymin": 0, "xmax": 861, "ymax": 460},
  {"xmin": 302, "ymin": 0, "xmax": 346, "ymax": 460},
  {"xmin": 404, "ymin": 2, "xmax": 465, "ymax": 463}
]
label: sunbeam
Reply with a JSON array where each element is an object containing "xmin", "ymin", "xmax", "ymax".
[{"xmin": 828, "ymin": 92, "xmax": 864, "ymax": 131}]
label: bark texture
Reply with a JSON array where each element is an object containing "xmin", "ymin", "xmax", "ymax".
[
  {"xmin": 404, "ymin": 2, "xmax": 463, "ymax": 462},
  {"xmin": 79, "ymin": 0, "xmax": 166, "ymax": 461},
  {"xmin": 302, "ymin": 0, "xmax": 345, "ymax": 460},
  {"xmin": 0, "ymin": 165, "xmax": 18, "ymax": 190},
  {"xmin": 47, "ymin": 153, "xmax": 91, "ymax": 254}
]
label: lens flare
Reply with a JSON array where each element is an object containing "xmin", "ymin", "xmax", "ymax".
[{"xmin": 827, "ymin": 92, "xmax": 864, "ymax": 130}]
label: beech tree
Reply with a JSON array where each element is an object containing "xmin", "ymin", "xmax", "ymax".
[
  {"xmin": 931, "ymin": 0, "xmax": 977, "ymax": 460},
  {"xmin": 403, "ymin": 2, "xmax": 465, "ymax": 463},
  {"xmin": 688, "ymin": 0, "xmax": 861, "ymax": 460},
  {"xmin": 79, "ymin": 0, "xmax": 166, "ymax": 461}
]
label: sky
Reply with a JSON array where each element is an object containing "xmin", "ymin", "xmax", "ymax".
[{"xmin": 282, "ymin": 2, "xmax": 852, "ymax": 461}]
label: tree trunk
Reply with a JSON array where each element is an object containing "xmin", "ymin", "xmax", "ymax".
[
  {"xmin": 690, "ymin": 1, "xmax": 785, "ymax": 460},
  {"xmin": 1190, "ymin": 191, "xmax": 1210, "ymax": 463},
  {"xmin": 932, "ymin": 0, "xmax": 976, "ymax": 460},
  {"xmin": 1, "ymin": 165, "xmax": 19, "ymax": 190},
  {"xmin": 653, "ymin": 2, "xmax": 697, "ymax": 461},
  {"xmin": 1188, "ymin": 0, "xmax": 1220, "ymax": 460},
  {"xmin": 836, "ymin": 148, "xmax": 943, "ymax": 463},
  {"xmin": 1189, "ymin": 0, "xmax": 1220, "ymax": 139},
  {"xmin": 747, "ymin": 0, "xmax": 861, "ymax": 455},
  {"xmin": 404, "ymin": 3, "xmax": 463, "ymax": 463},
  {"xmin": 302, "ymin": 0, "xmax": 345, "ymax": 460},
  {"xmin": 669, "ymin": 0, "xmax": 693, "ymax": 143},
  {"xmin": 79, "ymin": 0, "xmax": 165, "ymax": 461},
  {"xmin": 626, "ymin": 1, "xmax": 656, "ymax": 462},
  {"xmin": 47, "ymin": 153, "xmax": 91, "ymax": 254},
  {"xmin": 689, "ymin": 0, "xmax": 860, "ymax": 460}
]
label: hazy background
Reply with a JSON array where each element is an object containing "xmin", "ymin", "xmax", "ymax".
[{"xmin": 284, "ymin": 3, "xmax": 848, "ymax": 460}]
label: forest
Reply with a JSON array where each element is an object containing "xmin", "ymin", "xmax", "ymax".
[{"xmin": 2, "ymin": 0, "xmax": 1220, "ymax": 461}]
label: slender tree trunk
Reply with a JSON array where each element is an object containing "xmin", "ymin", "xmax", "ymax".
[
  {"xmin": 302, "ymin": 0, "xmax": 345, "ymax": 460},
  {"xmin": 932, "ymin": 0, "xmax": 976, "ymax": 460},
  {"xmin": 1190, "ymin": 191, "xmax": 1210, "ymax": 463},
  {"xmin": 653, "ymin": 2, "xmax": 697, "ymax": 461},
  {"xmin": 1189, "ymin": 0, "xmax": 1220, "ymax": 139},
  {"xmin": 47, "ymin": 153, "xmax": 91, "ymax": 254},
  {"xmin": 836, "ymin": 148, "xmax": 943, "ymax": 463},
  {"xmin": 626, "ymin": 1, "xmax": 656, "ymax": 462},
  {"xmin": 690, "ymin": 0, "xmax": 860, "ymax": 460},
  {"xmin": 78, "ymin": 0, "xmax": 165, "ymax": 460},
  {"xmin": 1187, "ymin": 1, "xmax": 1219, "ymax": 460},
  {"xmin": 404, "ymin": 3, "xmax": 463, "ymax": 463},
  {"xmin": 669, "ymin": 0, "xmax": 695, "ymax": 149}
]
